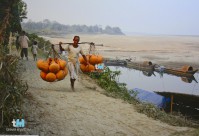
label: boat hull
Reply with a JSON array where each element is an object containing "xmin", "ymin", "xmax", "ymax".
[{"xmin": 164, "ymin": 68, "xmax": 198, "ymax": 77}]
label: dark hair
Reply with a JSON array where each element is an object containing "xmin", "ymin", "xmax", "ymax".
[
  {"xmin": 22, "ymin": 31, "xmax": 26, "ymax": 35},
  {"xmin": 33, "ymin": 41, "xmax": 37, "ymax": 45},
  {"xmin": 73, "ymin": 36, "xmax": 80, "ymax": 40}
]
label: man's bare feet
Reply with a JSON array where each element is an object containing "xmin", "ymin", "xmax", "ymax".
[{"xmin": 70, "ymin": 78, "xmax": 76, "ymax": 91}]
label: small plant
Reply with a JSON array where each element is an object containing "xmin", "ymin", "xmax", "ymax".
[{"xmin": 89, "ymin": 67, "xmax": 137, "ymax": 102}]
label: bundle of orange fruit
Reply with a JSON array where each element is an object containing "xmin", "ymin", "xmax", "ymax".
[
  {"xmin": 79, "ymin": 54, "xmax": 103, "ymax": 72},
  {"xmin": 37, "ymin": 58, "xmax": 68, "ymax": 82}
]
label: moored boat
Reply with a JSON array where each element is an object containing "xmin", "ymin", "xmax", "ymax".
[
  {"xmin": 155, "ymin": 65, "xmax": 198, "ymax": 77},
  {"xmin": 164, "ymin": 68, "xmax": 198, "ymax": 77},
  {"xmin": 156, "ymin": 91, "xmax": 199, "ymax": 117}
]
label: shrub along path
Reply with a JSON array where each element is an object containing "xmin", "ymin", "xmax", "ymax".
[{"xmin": 21, "ymin": 57, "xmax": 194, "ymax": 136}]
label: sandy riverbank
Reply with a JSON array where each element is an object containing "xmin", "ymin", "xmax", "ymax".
[
  {"xmin": 18, "ymin": 34, "xmax": 199, "ymax": 135},
  {"xmin": 45, "ymin": 34, "xmax": 199, "ymax": 69}
]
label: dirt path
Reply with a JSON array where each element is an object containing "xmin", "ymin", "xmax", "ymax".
[{"xmin": 21, "ymin": 58, "xmax": 193, "ymax": 136}]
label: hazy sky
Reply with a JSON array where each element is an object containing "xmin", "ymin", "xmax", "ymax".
[{"xmin": 23, "ymin": 0, "xmax": 199, "ymax": 35}]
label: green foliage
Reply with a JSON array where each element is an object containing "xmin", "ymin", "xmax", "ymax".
[
  {"xmin": 89, "ymin": 67, "xmax": 136, "ymax": 102},
  {"xmin": 21, "ymin": 19, "xmax": 125, "ymax": 35},
  {"xmin": 0, "ymin": 0, "xmax": 27, "ymax": 54},
  {"xmin": 26, "ymin": 33, "xmax": 52, "ymax": 58},
  {"xmin": 28, "ymin": 33, "xmax": 51, "ymax": 49},
  {"xmin": 18, "ymin": 0, "xmax": 27, "ymax": 21}
]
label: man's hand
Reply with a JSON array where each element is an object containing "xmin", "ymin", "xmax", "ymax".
[
  {"xmin": 82, "ymin": 55, "xmax": 89, "ymax": 65},
  {"xmin": 59, "ymin": 42, "xmax": 65, "ymax": 51}
]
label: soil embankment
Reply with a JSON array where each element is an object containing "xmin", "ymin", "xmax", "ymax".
[{"xmin": 21, "ymin": 58, "xmax": 193, "ymax": 136}]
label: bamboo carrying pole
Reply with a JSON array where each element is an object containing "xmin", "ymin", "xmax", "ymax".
[
  {"xmin": 54, "ymin": 42, "xmax": 103, "ymax": 47},
  {"xmin": 170, "ymin": 94, "xmax": 174, "ymax": 113},
  {"xmin": 53, "ymin": 42, "xmax": 103, "ymax": 55}
]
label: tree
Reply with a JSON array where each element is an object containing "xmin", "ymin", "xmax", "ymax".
[
  {"xmin": 22, "ymin": 20, "xmax": 125, "ymax": 35},
  {"xmin": 0, "ymin": 0, "xmax": 27, "ymax": 54}
]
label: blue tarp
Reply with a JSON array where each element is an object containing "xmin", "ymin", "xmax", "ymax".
[{"xmin": 129, "ymin": 88, "xmax": 170, "ymax": 108}]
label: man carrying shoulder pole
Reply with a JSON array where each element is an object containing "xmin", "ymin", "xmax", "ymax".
[
  {"xmin": 18, "ymin": 31, "xmax": 29, "ymax": 60},
  {"xmin": 54, "ymin": 36, "xmax": 89, "ymax": 91}
]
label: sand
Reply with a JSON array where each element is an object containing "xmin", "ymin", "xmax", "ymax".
[
  {"xmin": 20, "ymin": 35, "xmax": 199, "ymax": 136},
  {"xmin": 47, "ymin": 34, "xmax": 199, "ymax": 69}
]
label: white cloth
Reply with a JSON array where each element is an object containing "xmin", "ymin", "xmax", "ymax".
[
  {"xmin": 64, "ymin": 45, "xmax": 84, "ymax": 79},
  {"xmin": 18, "ymin": 35, "xmax": 29, "ymax": 48},
  {"xmin": 68, "ymin": 62, "xmax": 79, "ymax": 79},
  {"xmin": 64, "ymin": 45, "xmax": 84, "ymax": 64},
  {"xmin": 32, "ymin": 44, "xmax": 38, "ymax": 54}
]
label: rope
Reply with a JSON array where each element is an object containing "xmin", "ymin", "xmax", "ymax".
[{"xmin": 45, "ymin": 45, "xmax": 62, "ymax": 60}]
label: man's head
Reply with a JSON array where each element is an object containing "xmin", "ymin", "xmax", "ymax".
[
  {"xmin": 34, "ymin": 41, "xmax": 37, "ymax": 45},
  {"xmin": 22, "ymin": 31, "xmax": 26, "ymax": 35},
  {"xmin": 73, "ymin": 36, "xmax": 80, "ymax": 45},
  {"xmin": 59, "ymin": 41, "xmax": 62, "ymax": 45}
]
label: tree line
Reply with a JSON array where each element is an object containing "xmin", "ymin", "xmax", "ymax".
[
  {"xmin": 0, "ymin": 0, "xmax": 27, "ymax": 53},
  {"xmin": 22, "ymin": 19, "xmax": 125, "ymax": 35}
]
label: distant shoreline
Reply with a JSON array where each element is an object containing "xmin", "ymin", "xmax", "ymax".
[
  {"xmin": 22, "ymin": 20, "xmax": 125, "ymax": 35},
  {"xmin": 39, "ymin": 33, "xmax": 199, "ymax": 39},
  {"xmin": 124, "ymin": 32, "xmax": 199, "ymax": 37}
]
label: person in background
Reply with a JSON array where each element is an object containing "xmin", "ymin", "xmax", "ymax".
[
  {"xmin": 18, "ymin": 31, "xmax": 29, "ymax": 60},
  {"xmin": 54, "ymin": 36, "xmax": 89, "ymax": 91},
  {"xmin": 31, "ymin": 41, "xmax": 38, "ymax": 61}
]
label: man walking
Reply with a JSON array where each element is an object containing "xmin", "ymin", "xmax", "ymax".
[
  {"xmin": 56, "ymin": 36, "xmax": 89, "ymax": 90},
  {"xmin": 18, "ymin": 31, "xmax": 29, "ymax": 60}
]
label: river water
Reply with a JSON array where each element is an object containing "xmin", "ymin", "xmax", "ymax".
[{"xmin": 108, "ymin": 66, "xmax": 199, "ymax": 96}]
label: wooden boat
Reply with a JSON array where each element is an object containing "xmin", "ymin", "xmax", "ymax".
[
  {"xmin": 155, "ymin": 65, "xmax": 198, "ymax": 78},
  {"xmin": 156, "ymin": 92, "xmax": 199, "ymax": 119},
  {"xmin": 181, "ymin": 76, "xmax": 198, "ymax": 83},
  {"xmin": 164, "ymin": 68, "xmax": 198, "ymax": 77},
  {"xmin": 127, "ymin": 61, "xmax": 155, "ymax": 71},
  {"xmin": 156, "ymin": 92, "xmax": 199, "ymax": 107}
]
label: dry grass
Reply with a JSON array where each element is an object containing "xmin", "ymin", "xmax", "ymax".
[{"xmin": 0, "ymin": 54, "xmax": 28, "ymax": 133}]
